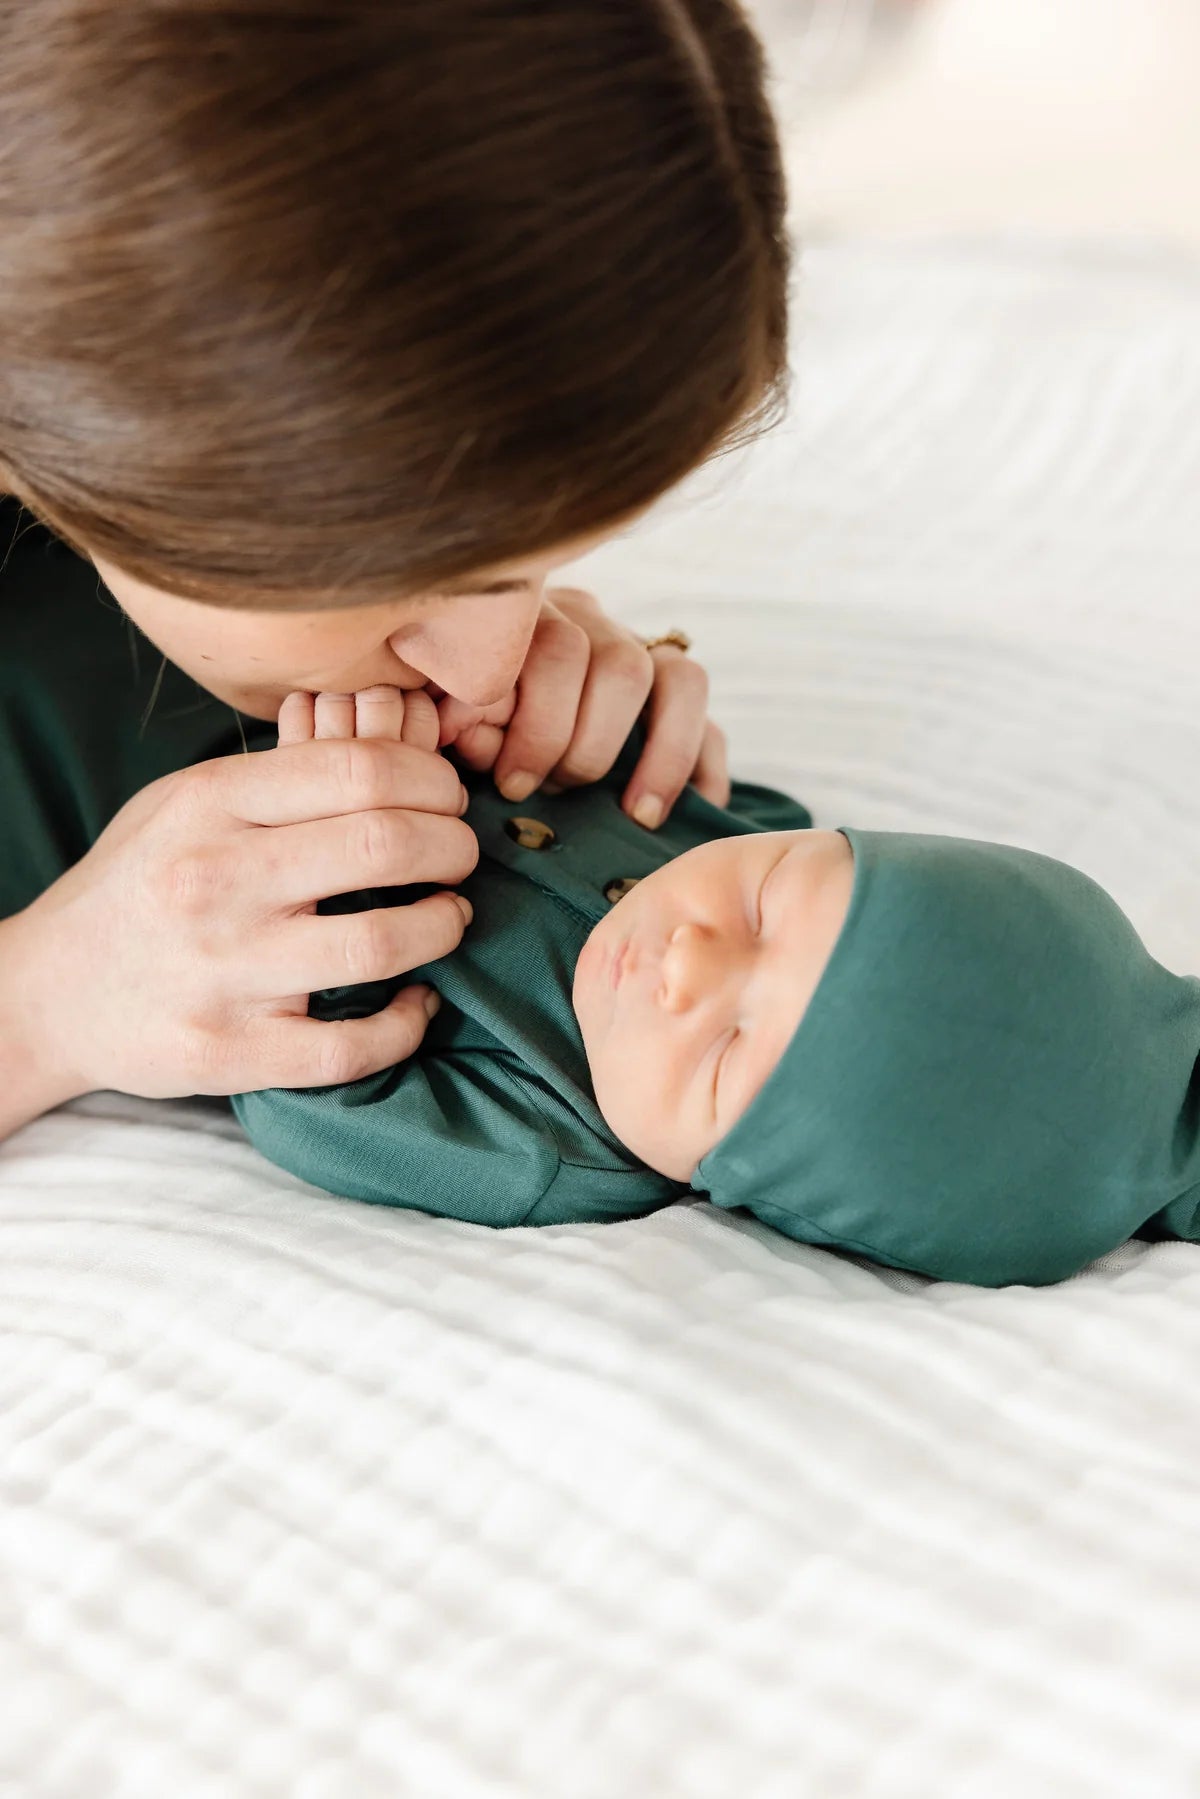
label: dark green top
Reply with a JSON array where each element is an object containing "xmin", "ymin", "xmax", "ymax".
[{"xmin": 0, "ymin": 498, "xmax": 265, "ymax": 923}]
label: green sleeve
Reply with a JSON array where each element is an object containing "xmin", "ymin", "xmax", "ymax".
[
  {"xmin": 233, "ymin": 1051, "xmax": 563, "ymax": 1228},
  {"xmin": 234, "ymin": 1043, "xmax": 683, "ymax": 1229}
]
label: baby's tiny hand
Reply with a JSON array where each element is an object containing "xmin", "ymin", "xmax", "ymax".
[{"xmin": 277, "ymin": 686, "xmax": 441, "ymax": 751}]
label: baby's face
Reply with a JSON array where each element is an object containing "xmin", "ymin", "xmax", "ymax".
[{"xmin": 572, "ymin": 830, "xmax": 854, "ymax": 1180}]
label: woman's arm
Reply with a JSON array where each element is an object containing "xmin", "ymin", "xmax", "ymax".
[{"xmin": 0, "ymin": 909, "xmax": 91, "ymax": 1139}]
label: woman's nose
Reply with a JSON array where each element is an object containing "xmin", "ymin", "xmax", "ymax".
[
  {"xmin": 659, "ymin": 922, "xmax": 737, "ymax": 1016},
  {"xmin": 388, "ymin": 588, "xmax": 542, "ymax": 708}
]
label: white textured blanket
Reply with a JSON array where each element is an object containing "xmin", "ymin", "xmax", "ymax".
[{"xmin": 3, "ymin": 240, "xmax": 1199, "ymax": 1798}]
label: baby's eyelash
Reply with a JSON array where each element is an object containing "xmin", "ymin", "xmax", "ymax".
[
  {"xmin": 746, "ymin": 880, "xmax": 765, "ymax": 937},
  {"xmin": 755, "ymin": 845, "xmax": 792, "ymax": 936},
  {"xmin": 711, "ymin": 1028, "xmax": 740, "ymax": 1114}
]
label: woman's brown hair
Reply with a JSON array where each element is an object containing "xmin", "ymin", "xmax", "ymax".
[{"xmin": 0, "ymin": 0, "xmax": 789, "ymax": 607}]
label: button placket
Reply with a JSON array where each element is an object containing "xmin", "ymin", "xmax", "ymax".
[
  {"xmin": 603, "ymin": 876, "xmax": 642, "ymax": 905},
  {"xmin": 503, "ymin": 816, "xmax": 557, "ymax": 852}
]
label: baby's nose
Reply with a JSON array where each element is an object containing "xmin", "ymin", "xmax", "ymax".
[{"xmin": 659, "ymin": 922, "xmax": 733, "ymax": 1015}]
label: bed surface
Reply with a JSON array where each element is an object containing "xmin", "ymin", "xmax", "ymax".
[{"xmin": 3, "ymin": 239, "xmax": 1199, "ymax": 1797}]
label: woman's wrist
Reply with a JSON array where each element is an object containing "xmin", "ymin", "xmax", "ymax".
[{"xmin": 0, "ymin": 905, "xmax": 92, "ymax": 1141}]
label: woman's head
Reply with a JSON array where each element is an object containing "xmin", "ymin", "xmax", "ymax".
[
  {"xmin": 0, "ymin": 0, "xmax": 789, "ymax": 640},
  {"xmin": 88, "ymin": 527, "xmax": 612, "ymax": 719}
]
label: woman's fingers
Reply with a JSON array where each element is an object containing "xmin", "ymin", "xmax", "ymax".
[
  {"xmin": 247, "ymin": 806, "xmax": 479, "ymax": 913},
  {"xmin": 239, "ymin": 984, "xmax": 447, "ymax": 1093},
  {"xmin": 688, "ymin": 719, "xmax": 731, "ymax": 808},
  {"xmin": 33, "ymin": 681, "xmax": 476, "ymax": 1105},
  {"xmin": 482, "ymin": 588, "xmax": 717, "ymax": 827},
  {"xmin": 541, "ymin": 622, "xmax": 654, "ymax": 793},
  {"xmin": 246, "ymin": 888, "xmax": 473, "ymax": 1001},
  {"xmin": 202, "ymin": 736, "xmax": 467, "ymax": 828},
  {"xmin": 490, "ymin": 599, "xmax": 591, "ymax": 799},
  {"xmin": 620, "ymin": 645, "xmax": 711, "ymax": 829}
]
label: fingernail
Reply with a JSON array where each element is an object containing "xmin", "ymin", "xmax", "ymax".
[
  {"xmin": 458, "ymin": 786, "xmax": 470, "ymax": 816},
  {"xmin": 540, "ymin": 778, "xmax": 565, "ymax": 797},
  {"xmin": 423, "ymin": 990, "xmax": 442, "ymax": 1019},
  {"xmin": 498, "ymin": 770, "xmax": 538, "ymax": 803},
  {"xmin": 632, "ymin": 794, "xmax": 663, "ymax": 831},
  {"xmin": 451, "ymin": 893, "xmax": 474, "ymax": 925}
]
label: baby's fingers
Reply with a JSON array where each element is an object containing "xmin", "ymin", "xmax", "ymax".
[
  {"xmin": 453, "ymin": 721, "xmax": 507, "ymax": 772},
  {"xmin": 400, "ymin": 690, "xmax": 440, "ymax": 753},
  {"xmin": 437, "ymin": 690, "xmax": 516, "ymax": 752},
  {"xmin": 354, "ymin": 686, "xmax": 409, "ymax": 742},
  {"xmin": 314, "ymin": 693, "xmax": 358, "ymax": 739},
  {"xmin": 277, "ymin": 691, "xmax": 316, "ymax": 746}
]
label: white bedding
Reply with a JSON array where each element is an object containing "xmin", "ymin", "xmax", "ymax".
[{"xmin": 3, "ymin": 239, "xmax": 1199, "ymax": 1798}]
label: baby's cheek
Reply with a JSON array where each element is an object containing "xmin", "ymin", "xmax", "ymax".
[
  {"xmin": 587, "ymin": 1032, "xmax": 642, "ymax": 1144},
  {"xmin": 589, "ymin": 1028, "xmax": 684, "ymax": 1179}
]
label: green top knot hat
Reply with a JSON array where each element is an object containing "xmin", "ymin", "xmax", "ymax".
[{"xmin": 698, "ymin": 829, "xmax": 1200, "ymax": 1286}]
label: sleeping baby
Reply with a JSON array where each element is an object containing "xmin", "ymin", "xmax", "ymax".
[{"xmin": 233, "ymin": 689, "xmax": 1200, "ymax": 1287}]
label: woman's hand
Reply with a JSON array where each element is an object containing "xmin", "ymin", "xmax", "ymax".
[
  {"xmin": 436, "ymin": 586, "xmax": 731, "ymax": 828},
  {"xmin": 10, "ymin": 693, "xmax": 475, "ymax": 1104}
]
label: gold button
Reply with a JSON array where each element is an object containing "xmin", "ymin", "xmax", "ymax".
[
  {"xmin": 504, "ymin": 816, "xmax": 557, "ymax": 852},
  {"xmin": 603, "ymin": 876, "xmax": 642, "ymax": 905}
]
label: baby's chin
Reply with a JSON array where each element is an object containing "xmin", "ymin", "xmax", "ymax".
[{"xmin": 585, "ymin": 1046, "xmax": 694, "ymax": 1184}]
